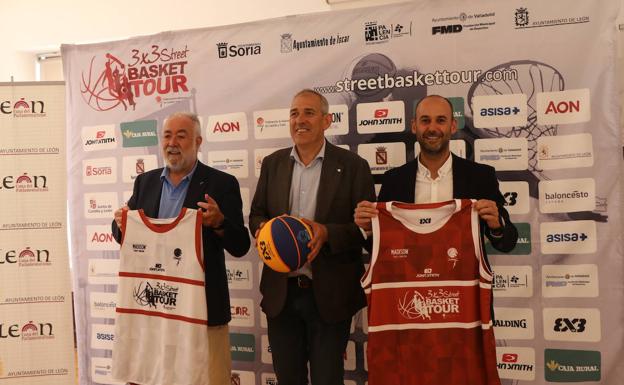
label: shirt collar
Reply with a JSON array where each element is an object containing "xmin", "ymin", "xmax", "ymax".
[
  {"xmin": 290, "ymin": 140, "xmax": 326, "ymax": 166},
  {"xmin": 417, "ymin": 153, "xmax": 453, "ymax": 179},
  {"xmin": 160, "ymin": 160, "xmax": 198, "ymax": 184}
]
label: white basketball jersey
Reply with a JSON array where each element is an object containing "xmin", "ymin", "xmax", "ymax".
[{"xmin": 112, "ymin": 208, "xmax": 208, "ymax": 385}]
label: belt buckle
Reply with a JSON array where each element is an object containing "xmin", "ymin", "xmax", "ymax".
[{"xmin": 297, "ymin": 275, "xmax": 311, "ymax": 289}]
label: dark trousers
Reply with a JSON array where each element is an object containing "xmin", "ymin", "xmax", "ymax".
[{"xmin": 267, "ymin": 277, "xmax": 351, "ymax": 385}]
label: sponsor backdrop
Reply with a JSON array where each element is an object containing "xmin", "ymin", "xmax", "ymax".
[
  {"xmin": 62, "ymin": 1, "xmax": 622, "ymax": 384},
  {"xmin": 0, "ymin": 82, "xmax": 75, "ymax": 384}
]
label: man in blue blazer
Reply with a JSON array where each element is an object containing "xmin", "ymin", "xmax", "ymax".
[{"xmin": 112, "ymin": 112, "xmax": 250, "ymax": 385}]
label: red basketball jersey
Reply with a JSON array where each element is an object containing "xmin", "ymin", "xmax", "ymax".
[{"xmin": 362, "ymin": 199, "xmax": 500, "ymax": 385}]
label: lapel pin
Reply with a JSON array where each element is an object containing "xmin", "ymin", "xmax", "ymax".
[{"xmin": 337, "ymin": 168, "xmax": 342, "ymax": 173}]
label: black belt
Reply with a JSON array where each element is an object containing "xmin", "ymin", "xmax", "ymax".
[{"xmin": 288, "ymin": 275, "xmax": 312, "ymax": 289}]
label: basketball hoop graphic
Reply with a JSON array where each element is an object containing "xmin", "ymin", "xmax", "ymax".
[
  {"xmin": 467, "ymin": 60, "xmax": 565, "ymax": 172},
  {"xmin": 398, "ymin": 290, "xmax": 431, "ymax": 320},
  {"xmin": 81, "ymin": 53, "xmax": 136, "ymax": 111}
]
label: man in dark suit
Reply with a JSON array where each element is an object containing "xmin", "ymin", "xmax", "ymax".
[
  {"xmin": 249, "ymin": 89, "xmax": 375, "ymax": 385},
  {"xmin": 355, "ymin": 94, "xmax": 517, "ymax": 253},
  {"xmin": 112, "ymin": 112, "xmax": 250, "ymax": 385}
]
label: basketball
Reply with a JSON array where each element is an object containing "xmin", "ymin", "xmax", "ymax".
[
  {"xmin": 256, "ymin": 216, "xmax": 313, "ymax": 272},
  {"xmin": 350, "ymin": 53, "xmax": 397, "ymax": 100}
]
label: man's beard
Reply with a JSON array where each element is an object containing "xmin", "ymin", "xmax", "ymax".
[
  {"xmin": 163, "ymin": 146, "xmax": 195, "ymax": 173},
  {"xmin": 418, "ymin": 133, "xmax": 450, "ymax": 156},
  {"xmin": 165, "ymin": 157, "xmax": 188, "ymax": 172}
]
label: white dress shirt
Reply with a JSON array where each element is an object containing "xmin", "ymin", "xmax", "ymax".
[{"xmin": 415, "ymin": 154, "xmax": 453, "ymax": 203}]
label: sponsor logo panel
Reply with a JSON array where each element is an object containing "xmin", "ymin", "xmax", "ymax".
[
  {"xmin": 207, "ymin": 150, "xmax": 248, "ymax": 179},
  {"xmin": 432, "ymin": 24, "xmax": 463, "ymax": 35},
  {"xmin": 122, "ymin": 155, "xmax": 158, "ymax": 183},
  {"xmin": 87, "ymin": 258, "xmax": 120, "ymax": 285},
  {"xmin": 91, "ymin": 323, "xmax": 115, "ymax": 350},
  {"xmin": 537, "ymin": 89, "xmax": 590, "ymax": 126},
  {"xmin": 449, "ymin": 97, "xmax": 465, "ymax": 129},
  {"xmin": 82, "ymin": 124, "xmax": 117, "ymax": 151},
  {"xmin": 326, "ymin": 104, "xmax": 349, "ymax": 135},
  {"xmin": 537, "ymin": 133, "xmax": 593, "ymax": 170},
  {"xmin": 84, "ymin": 192, "xmax": 118, "ymax": 219},
  {"xmin": 86, "ymin": 225, "xmax": 117, "ymax": 251},
  {"xmin": 90, "ymin": 292, "xmax": 117, "ymax": 319},
  {"xmin": 254, "ymin": 147, "xmax": 282, "ymax": 178},
  {"xmin": 280, "ymin": 32, "xmax": 350, "ymax": 53},
  {"xmin": 496, "ymin": 346, "xmax": 535, "ymax": 381},
  {"xmin": 356, "ymin": 101, "xmax": 405, "ymax": 133},
  {"xmin": 83, "ymin": 158, "xmax": 117, "ymax": 185},
  {"xmin": 79, "ymin": 45, "xmax": 191, "ymax": 112},
  {"xmin": 261, "ymin": 334, "xmax": 272, "ymax": 364},
  {"xmin": 0, "ymin": 319, "xmax": 56, "ymax": 341},
  {"xmin": 0, "ymin": 97, "xmax": 47, "ymax": 118},
  {"xmin": 543, "ymin": 308, "xmax": 601, "ymax": 342},
  {"xmin": 364, "ymin": 20, "xmax": 413, "ymax": 45},
  {"xmin": 0, "ymin": 171, "xmax": 52, "ymax": 193},
  {"xmin": 357, "ymin": 142, "xmax": 406, "ymax": 175},
  {"xmin": 230, "ymin": 298, "xmax": 254, "ymax": 327},
  {"xmin": 217, "ymin": 42, "xmax": 261, "ymax": 59},
  {"xmin": 538, "ymin": 178, "xmax": 595, "ymax": 213},
  {"xmin": 415, "ymin": 139, "xmax": 466, "ymax": 159},
  {"xmin": 493, "ymin": 307, "xmax": 534, "ymax": 340},
  {"xmin": 514, "ymin": 7, "xmax": 590, "ymax": 30},
  {"xmin": 542, "ymin": 264, "xmax": 598, "ymax": 298},
  {"xmin": 544, "ymin": 349, "xmax": 601, "ymax": 382},
  {"xmin": 0, "ymin": 244, "xmax": 53, "ymax": 268},
  {"xmin": 261, "ymin": 373, "xmax": 278, "ymax": 385},
  {"xmin": 474, "ymin": 138, "xmax": 528, "ymax": 171},
  {"xmin": 120, "ymin": 120, "xmax": 158, "ymax": 147},
  {"xmin": 230, "ymin": 370, "xmax": 255, "ymax": 385},
  {"xmin": 492, "ymin": 265, "xmax": 532, "ymax": 298},
  {"xmin": 230, "ymin": 333, "xmax": 256, "ymax": 362},
  {"xmin": 499, "ymin": 181, "xmax": 530, "ymax": 214},
  {"xmin": 253, "ymin": 109, "xmax": 290, "ymax": 139},
  {"xmin": 540, "ymin": 220, "xmax": 596, "ymax": 254},
  {"xmin": 91, "ymin": 357, "xmax": 124, "ymax": 385},
  {"xmin": 432, "ymin": 11, "xmax": 496, "ymax": 34},
  {"xmin": 472, "ymin": 94, "xmax": 527, "ymax": 128},
  {"xmin": 486, "ymin": 222, "xmax": 531, "ymax": 255},
  {"xmin": 226, "ymin": 260, "xmax": 253, "ymax": 290},
  {"xmin": 205, "ymin": 112, "xmax": 249, "ymax": 142}
]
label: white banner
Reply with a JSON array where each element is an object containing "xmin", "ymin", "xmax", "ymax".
[
  {"xmin": 62, "ymin": 1, "xmax": 622, "ymax": 384},
  {"xmin": 0, "ymin": 82, "xmax": 75, "ymax": 384}
]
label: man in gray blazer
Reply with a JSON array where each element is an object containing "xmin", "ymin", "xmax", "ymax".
[{"xmin": 249, "ymin": 89, "xmax": 375, "ymax": 385}]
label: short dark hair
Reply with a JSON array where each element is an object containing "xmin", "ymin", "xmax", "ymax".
[{"xmin": 414, "ymin": 95, "xmax": 454, "ymax": 119}]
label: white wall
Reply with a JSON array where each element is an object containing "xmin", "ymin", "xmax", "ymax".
[{"xmin": 0, "ymin": 0, "xmax": 408, "ymax": 81}]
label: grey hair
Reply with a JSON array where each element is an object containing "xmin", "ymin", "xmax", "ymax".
[
  {"xmin": 293, "ymin": 89, "xmax": 329, "ymax": 115},
  {"xmin": 163, "ymin": 111, "xmax": 202, "ymax": 137}
]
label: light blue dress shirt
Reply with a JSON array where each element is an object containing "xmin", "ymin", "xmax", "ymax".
[
  {"xmin": 288, "ymin": 141, "xmax": 326, "ymax": 278},
  {"xmin": 158, "ymin": 161, "xmax": 198, "ymax": 219}
]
